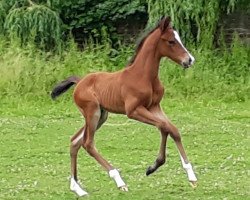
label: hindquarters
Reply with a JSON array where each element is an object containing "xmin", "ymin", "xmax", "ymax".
[{"xmin": 73, "ymin": 72, "xmax": 125, "ymax": 114}]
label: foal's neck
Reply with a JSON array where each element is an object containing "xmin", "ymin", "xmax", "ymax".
[{"xmin": 130, "ymin": 29, "xmax": 162, "ymax": 81}]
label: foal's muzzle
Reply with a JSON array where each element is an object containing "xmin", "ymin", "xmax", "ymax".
[{"xmin": 182, "ymin": 56, "xmax": 195, "ymax": 68}]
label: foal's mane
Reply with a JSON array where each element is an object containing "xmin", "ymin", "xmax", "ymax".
[{"xmin": 127, "ymin": 23, "xmax": 160, "ymax": 66}]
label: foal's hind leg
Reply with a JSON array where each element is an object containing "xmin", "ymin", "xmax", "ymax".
[
  {"xmin": 70, "ymin": 126, "xmax": 85, "ymax": 181},
  {"xmin": 69, "ymin": 109, "xmax": 109, "ymax": 196},
  {"xmin": 70, "ymin": 126, "xmax": 88, "ymax": 196},
  {"xmin": 80, "ymin": 103, "xmax": 128, "ymax": 192}
]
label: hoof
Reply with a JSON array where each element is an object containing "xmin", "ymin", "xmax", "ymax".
[
  {"xmin": 189, "ymin": 181, "xmax": 198, "ymax": 188},
  {"xmin": 70, "ymin": 178, "xmax": 88, "ymax": 197},
  {"xmin": 119, "ymin": 185, "xmax": 128, "ymax": 192},
  {"xmin": 146, "ymin": 166, "xmax": 155, "ymax": 176},
  {"xmin": 71, "ymin": 186, "xmax": 88, "ymax": 197}
]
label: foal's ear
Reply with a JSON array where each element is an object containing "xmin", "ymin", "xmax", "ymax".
[{"xmin": 159, "ymin": 16, "xmax": 171, "ymax": 32}]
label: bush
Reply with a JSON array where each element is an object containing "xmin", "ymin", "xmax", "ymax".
[{"xmin": 0, "ymin": 36, "xmax": 249, "ymax": 103}]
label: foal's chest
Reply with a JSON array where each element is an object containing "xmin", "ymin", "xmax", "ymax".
[
  {"xmin": 135, "ymin": 81, "xmax": 164, "ymax": 108},
  {"xmin": 151, "ymin": 80, "xmax": 165, "ymax": 105}
]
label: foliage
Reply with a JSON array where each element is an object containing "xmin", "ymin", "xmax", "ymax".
[
  {"xmin": 0, "ymin": 35, "xmax": 249, "ymax": 103},
  {"xmin": 57, "ymin": 0, "xmax": 146, "ymax": 33},
  {"xmin": 237, "ymin": 0, "xmax": 250, "ymax": 13},
  {"xmin": 1, "ymin": 0, "xmax": 62, "ymax": 50},
  {"xmin": 0, "ymin": 1, "xmax": 249, "ymax": 103},
  {"xmin": 1, "ymin": 0, "xmax": 249, "ymax": 48},
  {"xmin": 146, "ymin": 0, "xmax": 239, "ymax": 48},
  {"xmin": 0, "ymin": 0, "xmax": 147, "ymax": 48},
  {"xmin": 157, "ymin": 35, "xmax": 249, "ymax": 102}
]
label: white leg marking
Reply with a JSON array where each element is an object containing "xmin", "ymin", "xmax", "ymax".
[
  {"xmin": 90, "ymin": 109, "xmax": 101, "ymax": 130},
  {"xmin": 180, "ymin": 156, "xmax": 197, "ymax": 182},
  {"xmin": 109, "ymin": 169, "xmax": 128, "ymax": 191},
  {"xmin": 174, "ymin": 31, "xmax": 195, "ymax": 64},
  {"xmin": 70, "ymin": 177, "xmax": 88, "ymax": 196},
  {"xmin": 72, "ymin": 128, "xmax": 85, "ymax": 146}
]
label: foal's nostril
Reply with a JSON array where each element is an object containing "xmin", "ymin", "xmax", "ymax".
[{"xmin": 189, "ymin": 57, "xmax": 192, "ymax": 64}]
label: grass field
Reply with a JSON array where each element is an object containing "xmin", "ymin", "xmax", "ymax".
[
  {"xmin": 0, "ymin": 10, "xmax": 249, "ymax": 199},
  {"xmin": 0, "ymin": 98, "xmax": 249, "ymax": 200}
]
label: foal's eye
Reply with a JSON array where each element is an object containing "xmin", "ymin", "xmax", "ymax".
[{"xmin": 168, "ymin": 40, "xmax": 175, "ymax": 45}]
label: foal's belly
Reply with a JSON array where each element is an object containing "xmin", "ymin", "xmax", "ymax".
[
  {"xmin": 98, "ymin": 92, "xmax": 125, "ymax": 114},
  {"xmin": 94, "ymin": 73, "xmax": 126, "ymax": 114}
]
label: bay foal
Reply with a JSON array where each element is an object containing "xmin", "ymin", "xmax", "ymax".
[{"xmin": 51, "ymin": 17, "xmax": 197, "ymax": 196}]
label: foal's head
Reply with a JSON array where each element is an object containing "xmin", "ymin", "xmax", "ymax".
[{"xmin": 157, "ymin": 17, "xmax": 195, "ymax": 68}]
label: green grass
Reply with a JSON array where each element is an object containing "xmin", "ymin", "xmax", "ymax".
[
  {"xmin": 0, "ymin": 36, "xmax": 249, "ymax": 103},
  {"xmin": 0, "ymin": 98, "xmax": 249, "ymax": 200},
  {"xmin": 0, "ymin": 35, "xmax": 249, "ymax": 199}
]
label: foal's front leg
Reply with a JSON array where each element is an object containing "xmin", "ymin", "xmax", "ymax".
[
  {"xmin": 126, "ymin": 105, "xmax": 197, "ymax": 187},
  {"xmin": 167, "ymin": 124, "xmax": 198, "ymax": 187},
  {"xmin": 146, "ymin": 106, "xmax": 169, "ymax": 176},
  {"xmin": 126, "ymin": 105, "xmax": 169, "ymax": 175},
  {"xmin": 146, "ymin": 131, "xmax": 167, "ymax": 176}
]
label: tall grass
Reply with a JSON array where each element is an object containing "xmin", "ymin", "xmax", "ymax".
[
  {"xmin": 160, "ymin": 38, "xmax": 250, "ymax": 102},
  {"xmin": 0, "ymin": 36, "xmax": 249, "ymax": 103}
]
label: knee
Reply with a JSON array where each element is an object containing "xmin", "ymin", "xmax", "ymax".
[
  {"xmin": 159, "ymin": 121, "xmax": 172, "ymax": 133},
  {"xmin": 70, "ymin": 133, "xmax": 83, "ymax": 148},
  {"xmin": 71, "ymin": 140, "xmax": 80, "ymax": 148},
  {"xmin": 70, "ymin": 142, "xmax": 81, "ymax": 157},
  {"xmin": 159, "ymin": 122, "xmax": 181, "ymax": 142},
  {"xmin": 82, "ymin": 141, "xmax": 88, "ymax": 150},
  {"xmin": 126, "ymin": 107, "xmax": 139, "ymax": 119},
  {"xmin": 83, "ymin": 142, "xmax": 94, "ymax": 157}
]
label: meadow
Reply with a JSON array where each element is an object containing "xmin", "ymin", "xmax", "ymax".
[
  {"xmin": 0, "ymin": 98, "xmax": 249, "ymax": 200},
  {"xmin": 0, "ymin": 38, "xmax": 249, "ymax": 199}
]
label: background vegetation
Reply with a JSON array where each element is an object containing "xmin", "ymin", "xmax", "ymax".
[
  {"xmin": 0, "ymin": 0, "xmax": 249, "ymax": 47},
  {"xmin": 0, "ymin": 35, "xmax": 249, "ymax": 103},
  {"xmin": 0, "ymin": 0, "xmax": 249, "ymax": 199},
  {"xmin": 0, "ymin": 0, "xmax": 249, "ymax": 102}
]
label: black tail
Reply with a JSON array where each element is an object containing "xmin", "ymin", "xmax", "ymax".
[{"xmin": 51, "ymin": 76, "xmax": 81, "ymax": 100}]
